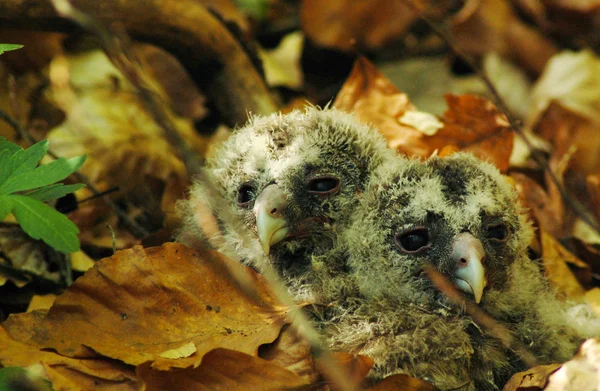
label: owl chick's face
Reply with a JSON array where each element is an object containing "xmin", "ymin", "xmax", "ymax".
[
  {"xmin": 346, "ymin": 153, "xmax": 533, "ymax": 305},
  {"xmin": 200, "ymin": 108, "xmax": 392, "ymax": 275}
]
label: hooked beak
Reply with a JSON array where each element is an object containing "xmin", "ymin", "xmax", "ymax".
[
  {"xmin": 253, "ymin": 184, "xmax": 289, "ymax": 255},
  {"xmin": 452, "ymin": 232, "xmax": 487, "ymax": 303}
]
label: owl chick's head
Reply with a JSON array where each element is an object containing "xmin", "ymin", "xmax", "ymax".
[
  {"xmin": 345, "ymin": 152, "xmax": 533, "ymax": 306},
  {"xmin": 181, "ymin": 107, "xmax": 394, "ymax": 278}
]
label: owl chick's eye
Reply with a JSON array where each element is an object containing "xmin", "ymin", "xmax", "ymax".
[
  {"xmin": 487, "ymin": 223, "xmax": 509, "ymax": 242},
  {"xmin": 307, "ymin": 176, "xmax": 341, "ymax": 195},
  {"xmin": 237, "ymin": 184, "xmax": 255, "ymax": 207},
  {"xmin": 395, "ymin": 228, "xmax": 431, "ymax": 253}
]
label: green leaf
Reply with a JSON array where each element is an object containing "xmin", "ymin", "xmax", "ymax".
[
  {"xmin": 0, "ymin": 149, "xmax": 14, "ymax": 184},
  {"xmin": 0, "ymin": 155, "xmax": 86, "ymax": 194},
  {"xmin": 0, "ymin": 194, "xmax": 13, "ymax": 221},
  {"xmin": 0, "ymin": 43, "xmax": 23, "ymax": 55},
  {"xmin": 9, "ymin": 140, "xmax": 49, "ymax": 177},
  {"xmin": 0, "ymin": 136, "xmax": 22, "ymax": 154},
  {"xmin": 25, "ymin": 183, "xmax": 85, "ymax": 202},
  {"xmin": 10, "ymin": 195, "xmax": 80, "ymax": 253}
]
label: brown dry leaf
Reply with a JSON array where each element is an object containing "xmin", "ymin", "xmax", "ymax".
[
  {"xmin": 26, "ymin": 294, "xmax": 57, "ymax": 312},
  {"xmin": 318, "ymin": 352, "xmax": 375, "ymax": 389},
  {"xmin": 545, "ymin": 339, "xmax": 600, "ymax": 391},
  {"xmin": 367, "ymin": 374, "xmax": 440, "ymax": 391},
  {"xmin": 428, "ymin": 94, "xmax": 514, "ymax": 172},
  {"xmin": 0, "ymin": 326, "xmax": 142, "ymax": 390},
  {"xmin": 533, "ymin": 102, "xmax": 600, "ymax": 178},
  {"xmin": 511, "ymin": 173, "xmax": 566, "ymax": 239},
  {"xmin": 2, "ymin": 243, "xmax": 290, "ymax": 370},
  {"xmin": 138, "ymin": 348, "xmax": 310, "ymax": 391},
  {"xmin": 501, "ymin": 363, "xmax": 561, "ymax": 391},
  {"xmin": 300, "ymin": 0, "xmax": 420, "ymax": 52},
  {"xmin": 334, "ymin": 58, "xmax": 514, "ymax": 171},
  {"xmin": 259, "ymin": 323, "xmax": 319, "ymax": 384},
  {"xmin": 540, "ymin": 230, "xmax": 587, "ymax": 300},
  {"xmin": 452, "ymin": 0, "xmax": 558, "ymax": 74},
  {"xmin": 333, "ymin": 57, "xmax": 430, "ymax": 158}
]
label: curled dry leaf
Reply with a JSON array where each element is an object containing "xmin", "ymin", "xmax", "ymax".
[
  {"xmin": 138, "ymin": 348, "xmax": 309, "ymax": 391},
  {"xmin": 334, "ymin": 58, "xmax": 514, "ymax": 171},
  {"xmin": 258, "ymin": 323, "xmax": 320, "ymax": 384},
  {"xmin": 501, "ymin": 363, "xmax": 561, "ymax": 391},
  {"xmin": 511, "ymin": 172, "xmax": 565, "ymax": 239},
  {"xmin": 540, "ymin": 230, "xmax": 588, "ymax": 300},
  {"xmin": 545, "ymin": 339, "xmax": 600, "ymax": 391},
  {"xmin": 1, "ymin": 243, "xmax": 290, "ymax": 371},
  {"xmin": 300, "ymin": 0, "xmax": 420, "ymax": 52},
  {"xmin": 0, "ymin": 326, "xmax": 142, "ymax": 390},
  {"xmin": 317, "ymin": 352, "xmax": 375, "ymax": 389}
]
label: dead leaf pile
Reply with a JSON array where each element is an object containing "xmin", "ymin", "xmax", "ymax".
[{"xmin": 1, "ymin": 0, "xmax": 600, "ymax": 390}]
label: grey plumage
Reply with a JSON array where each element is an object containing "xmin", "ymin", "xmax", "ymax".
[
  {"xmin": 309, "ymin": 152, "xmax": 597, "ymax": 390},
  {"xmin": 177, "ymin": 107, "xmax": 394, "ymax": 300}
]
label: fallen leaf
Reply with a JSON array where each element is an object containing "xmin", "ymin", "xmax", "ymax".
[
  {"xmin": 317, "ymin": 352, "xmax": 375, "ymax": 389},
  {"xmin": 334, "ymin": 58, "xmax": 514, "ymax": 171},
  {"xmin": 137, "ymin": 348, "xmax": 310, "ymax": 391},
  {"xmin": 300, "ymin": 0, "xmax": 421, "ymax": 51},
  {"xmin": 259, "ymin": 31, "xmax": 304, "ymax": 90},
  {"xmin": 430, "ymin": 94, "xmax": 514, "ymax": 172},
  {"xmin": 259, "ymin": 323, "xmax": 320, "ymax": 384},
  {"xmin": 540, "ymin": 230, "xmax": 587, "ymax": 300},
  {"xmin": 0, "ymin": 326, "xmax": 142, "ymax": 390},
  {"xmin": 26, "ymin": 294, "xmax": 56, "ymax": 313},
  {"xmin": 502, "ymin": 363, "xmax": 561, "ymax": 391},
  {"xmin": 545, "ymin": 339, "xmax": 600, "ymax": 391},
  {"xmin": 2, "ymin": 243, "xmax": 289, "ymax": 370},
  {"xmin": 367, "ymin": 373, "xmax": 440, "ymax": 391},
  {"xmin": 529, "ymin": 50, "xmax": 600, "ymax": 127},
  {"xmin": 511, "ymin": 172, "xmax": 566, "ymax": 239}
]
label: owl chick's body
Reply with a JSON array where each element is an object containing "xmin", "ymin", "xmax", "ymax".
[
  {"xmin": 177, "ymin": 107, "xmax": 395, "ymax": 300},
  {"xmin": 307, "ymin": 153, "xmax": 597, "ymax": 391}
]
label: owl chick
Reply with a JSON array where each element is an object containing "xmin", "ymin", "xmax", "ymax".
[
  {"xmin": 316, "ymin": 152, "xmax": 595, "ymax": 391},
  {"xmin": 177, "ymin": 107, "xmax": 394, "ymax": 296}
]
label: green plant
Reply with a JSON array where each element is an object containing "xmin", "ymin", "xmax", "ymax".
[
  {"xmin": 0, "ymin": 43, "xmax": 23, "ymax": 55},
  {"xmin": 0, "ymin": 137, "xmax": 86, "ymax": 253}
]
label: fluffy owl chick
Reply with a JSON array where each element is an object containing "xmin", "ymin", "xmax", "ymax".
[
  {"xmin": 177, "ymin": 107, "xmax": 394, "ymax": 294},
  {"xmin": 323, "ymin": 153, "xmax": 592, "ymax": 391}
]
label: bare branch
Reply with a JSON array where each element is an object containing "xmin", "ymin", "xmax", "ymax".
[{"xmin": 0, "ymin": 0, "xmax": 279, "ymax": 127}]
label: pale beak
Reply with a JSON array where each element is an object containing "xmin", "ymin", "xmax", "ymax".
[
  {"xmin": 253, "ymin": 184, "xmax": 289, "ymax": 255},
  {"xmin": 452, "ymin": 232, "xmax": 487, "ymax": 303}
]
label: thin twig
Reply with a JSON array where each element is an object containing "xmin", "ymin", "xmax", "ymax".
[
  {"xmin": 51, "ymin": 0, "xmax": 205, "ymax": 176},
  {"xmin": 423, "ymin": 263, "xmax": 538, "ymax": 367},
  {"xmin": 193, "ymin": 170, "xmax": 360, "ymax": 391},
  {"xmin": 400, "ymin": 0, "xmax": 600, "ymax": 236},
  {"xmin": 0, "ymin": 107, "xmax": 149, "ymax": 238}
]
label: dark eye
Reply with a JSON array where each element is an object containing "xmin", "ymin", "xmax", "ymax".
[
  {"xmin": 237, "ymin": 184, "xmax": 255, "ymax": 207},
  {"xmin": 307, "ymin": 176, "xmax": 341, "ymax": 195},
  {"xmin": 395, "ymin": 228, "xmax": 430, "ymax": 253},
  {"xmin": 487, "ymin": 224, "xmax": 508, "ymax": 242}
]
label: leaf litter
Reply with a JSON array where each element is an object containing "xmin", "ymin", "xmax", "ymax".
[{"xmin": 1, "ymin": 1, "xmax": 600, "ymax": 390}]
